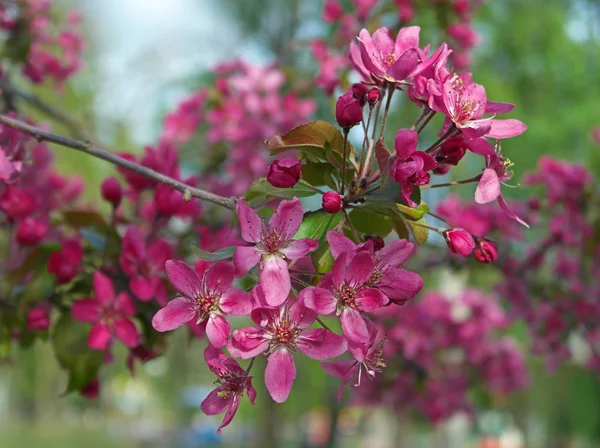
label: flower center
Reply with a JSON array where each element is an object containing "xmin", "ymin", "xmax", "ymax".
[
  {"xmin": 195, "ymin": 293, "xmax": 220, "ymax": 315},
  {"xmin": 383, "ymin": 52, "xmax": 396, "ymax": 69},
  {"xmin": 335, "ymin": 282, "xmax": 358, "ymax": 310},
  {"xmin": 269, "ymin": 319, "xmax": 300, "ymax": 352},
  {"xmin": 366, "ymin": 268, "xmax": 385, "ymax": 287},
  {"xmin": 365, "ymin": 338, "xmax": 387, "ymax": 378},
  {"xmin": 261, "ymin": 230, "xmax": 285, "ymax": 254},
  {"xmin": 101, "ymin": 306, "xmax": 118, "ymax": 325},
  {"xmin": 216, "ymin": 375, "xmax": 246, "ymax": 398}
]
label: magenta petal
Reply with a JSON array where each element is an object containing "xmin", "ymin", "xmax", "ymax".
[
  {"xmin": 228, "ymin": 327, "xmax": 269, "ymax": 359},
  {"xmin": 487, "ymin": 119, "xmax": 527, "ymax": 139},
  {"xmin": 88, "ymin": 323, "xmax": 112, "ymax": 350},
  {"xmin": 377, "ymin": 239, "xmax": 414, "ymax": 267},
  {"xmin": 265, "ymin": 349, "xmax": 296, "ymax": 403},
  {"xmin": 205, "ymin": 262, "xmax": 236, "ymax": 293},
  {"xmin": 485, "ymin": 101, "xmax": 514, "ymax": 114},
  {"xmin": 327, "ymin": 230, "xmax": 357, "ymax": 259},
  {"xmin": 280, "ymin": 238, "xmax": 318, "ymax": 260},
  {"xmin": 152, "ymin": 297, "xmax": 195, "ymax": 332},
  {"xmin": 220, "ymin": 289, "xmax": 253, "ymax": 316},
  {"xmin": 389, "ymin": 48, "xmax": 420, "ymax": 81},
  {"xmin": 289, "ymin": 296, "xmax": 317, "ymax": 328},
  {"xmin": 341, "ymin": 308, "xmax": 370, "ymax": 344},
  {"xmin": 379, "ymin": 268, "xmax": 423, "ymax": 303},
  {"xmin": 93, "ymin": 271, "xmax": 115, "ymax": 305},
  {"xmin": 356, "ymin": 288, "xmax": 389, "ymax": 311},
  {"xmin": 201, "ymin": 386, "xmax": 233, "ymax": 416},
  {"xmin": 216, "ymin": 395, "xmax": 241, "ymax": 434},
  {"xmin": 394, "ymin": 129, "xmax": 418, "ymax": 158},
  {"xmin": 347, "ymin": 251, "xmax": 375, "ymax": 286},
  {"xmin": 259, "ymin": 256, "xmax": 290, "ymax": 307},
  {"xmin": 268, "ymin": 197, "xmax": 303, "ymax": 239},
  {"xmin": 129, "ymin": 276, "xmax": 157, "ymax": 301},
  {"xmin": 297, "ymin": 329, "xmax": 348, "ymax": 360},
  {"xmin": 206, "ymin": 314, "xmax": 231, "ymax": 348},
  {"xmin": 165, "ymin": 260, "xmax": 202, "ymax": 299},
  {"xmin": 349, "ymin": 41, "xmax": 371, "ymax": 81},
  {"xmin": 71, "ymin": 299, "xmax": 101, "ymax": 323},
  {"xmin": 302, "ymin": 287, "xmax": 337, "ymax": 315},
  {"xmin": 466, "ymin": 138, "xmax": 495, "ymax": 156},
  {"xmin": 113, "ymin": 317, "xmax": 139, "ymax": 348},
  {"xmin": 475, "ymin": 168, "xmax": 501, "ymax": 204},
  {"xmin": 233, "ymin": 246, "xmax": 262, "ymax": 277},
  {"xmin": 115, "ymin": 292, "xmax": 136, "ymax": 317},
  {"xmin": 395, "ymin": 25, "xmax": 420, "ymax": 54},
  {"xmin": 237, "ymin": 199, "xmax": 264, "ymax": 243},
  {"xmin": 498, "ymin": 195, "xmax": 530, "ymax": 228},
  {"xmin": 0, "ymin": 150, "xmax": 16, "ymax": 180},
  {"xmin": 321, "ymin": 359, "xmax": 355, "ymax": 378}
]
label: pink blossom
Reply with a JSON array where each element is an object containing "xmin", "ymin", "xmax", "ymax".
[
  {"xmin": 152, "ymin": 260, "xmax": 252, "ymax": 347},
  {"xmin": 72, "ymin": 271, "xmax": 139, "ymax": 350},
  {"xmin": 27, "ymin": 304, "xmax": 51, "ymax": 331},
  {"xmin": 234, "ymin": 198, "xmax": 318, "ymax": 307},
  {"xmin": 119, "ymin": 226, "xmax": 172, "ymax": 301},
  {"xmin": 323, "ymin": 0, "xmax": 344, "ymax": 23},
  {"xmin": 302, "ymin": 251, "xmax": 389, "ymax": 344},
  {"xmin": 16, "ymin": 217, "xmax": 48, "ymax": 246},
  {"xmin": 47, "ymin": 238, "xmax": 84, "ymax": 284},
  {"xmin": 327, "ymin": 231, "xmax": 423, "ymax": 304},
  {"xmin": 390, "ymin": 129, "xmax": 437, "ymax": 206},
  {"xmin": 200, "ymin": 346, "xmax": 256, "ymax": 434},
  {"xmin": 228, "ymin": 298, "xmax": 347, "ymax": 403}
]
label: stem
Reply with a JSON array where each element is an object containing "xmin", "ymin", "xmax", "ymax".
[
  {"xmin": 378, "ymin": 84, "xmax": 395, "ymax": 140},
  {"xmin": 410, "ymin": 106, "xmax": 430, "ymax": 130},
  {"xmin": 420, "ymin": 174, "xmax": 481, "ymax": 190},
  {"xmin": 345, "ymin": 185, "xmax": 381, "ymax": 204},
  {"xmin": 289, "ymin": 269, "xmax": 324, "ymax": 276},
  {"xmin": 405, "ymin": 219, "xmax": 442, "ymax": 232},
  {"xmin": 299, "ymin": 180, "xmax": 325, "ymax": 194},
  {"xmin": 360, "ymin": 138, "xmax": 375, "ymax": 179},
  {"xmin": 427, "ymin": 211, "xmax": 452, "ymax": 226},
  {"xmin": 370, "ymin": 99, "xmax": 382, "ymax": 142},
  {"xmin": 316, "ymin": 317, "xmax": 331, "ymax": 331},
  {"xmin": 416, "ymin": 109, "xmax": 436, "ymax": 134},
  {"xmin": 343, "ymin": 208, "xmax": 360, "ymax": 241},
  {"xmin": 290, "ymin": 276, "xmax": 311, "ymax": 288},
  {"xmin": 341, "ymin": 128, "xmax": 350, "ymax": 195},
  {"xmin": 358, "ymin": 107, "xmax": 373, "ymax": 175},
  {"xmin": 244, "ymin": 357, "xmax": 256, "ymax": 376},
  {"xmin": 424, "ymin": 124, "xmax": 457, "ymax": 153},
  {"xmin": 0, "ymin": 114, "xmax": 237, "ymax": 211}
]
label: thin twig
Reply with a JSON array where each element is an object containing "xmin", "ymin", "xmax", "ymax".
[
  {"xmin": 420, "ymin": 174, "xmax": 481, "ymax": 190},
  {"xmin": 343, "ymin": 208, "xmax": 360, "ymax": 241},
  {"xmin": 0, "ymin": 114, "xmax": 237, "ymax": 211}
]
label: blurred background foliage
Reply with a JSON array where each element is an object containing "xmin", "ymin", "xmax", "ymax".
[{"xmin": 2, "ymin": 0, "xmax": 600, "ymax": 446}]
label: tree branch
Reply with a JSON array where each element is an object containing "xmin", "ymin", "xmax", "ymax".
[{"xmin": 0, "ymin": 114, "xmax": 237, "ymax": 211}]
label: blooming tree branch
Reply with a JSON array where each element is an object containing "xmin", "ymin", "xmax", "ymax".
[{"xmin": 0, "ymin": 114, "xmax": 237, "ymax": 211}]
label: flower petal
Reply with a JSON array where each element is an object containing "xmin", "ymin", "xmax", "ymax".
[
  {"xmin": 389, "ymin": 48, "xmax": 420, "ymax": 81},
  {"xmin": 206, "ymin": 314, "xmax": 231, "ymax": 348},
  {"xmin": 268, "ymin": 197, "xmax": 303, "ymax": 239},
  {"xmin": 280, "ymin": 238, "xmax": 318, "ymax": 260},
  {"xmin": 265, "ymin": 349, "xmax": 296, "ymax": 403},
  {"xmin": 259, "ymin": 256, "xmax": 290, "ymax": 307},
  {"xmin": 301, "ymin": 287, "xmax": 337, "ymax": 315},
  {"xmin": 487, "ymin": 119, "xmax": 527, "ymax": 139},
  {"xmin": 228, "ymin": 327, "xmax": 270, "ymax": 359},
  {"xmin": 378, "ymin": 267, "xmax": 423, "ymax": 304},
  {"xmin": 205, "ymin": 262, "xmax": 236, "ymax": 294},
  {"xmin": 498, "ymin": 195, "xmax": 530, "ymax": 228},
  {"xmin": 237, "ymin": 199, "xmax": 264, "ymax": 243},
  {"xmin": 113, "ymin": 317, "xmax": 139, "ymax": 348},
  {"xmin": 152, "ymin": 297, "xmax": 196, "ymax": 332},
  {"xmin": 200, "ymin": 386, "xmax": 233, "ymax": 416},
  {"xmin": 93, "ymin": 271, "xmax": 115, "ymax": 305},
  {"xmin": 234, "ymin": 245, "xmax": 262, "ymax": 277},
  {"xmin": 71, "ymin": 299, "xmax": 100, "ymax": 323},
  {"xmin": 346, "ymin": 251, "xmax": 375, "ymax": 286},
  {"xmin": 165, "ymin": 260, "xmax": 202, "ymax": 299},
  {"xmin": 340, "ymin": 308, "xmax": 370, "ymax": 344},
  {"xmin": 220, "ymin": 289, "xmax": 253, "ymax": 316},
  {"xmin": 475, "ymin": 168, "xmax": 501, "ymax": 204},
  {"xmin": 394, "ymin": 129, "xmax": 418, "ymax": 158},
  {"xmin": 129, "ymin": 275, "xmax": 157, "ymax": 301},
  {"xmin": 356, "ymin": 288, "xmax": 389, "ymax": 311},
  {"xmin": 297, "ymin": 329, "xmax": 347, "ymax": 360},
  {"xmin": 115, "ymin": 292, "xmax": 136, "ymax": 316},
  {"xmin": 376, "ymin": 239, "xmax": 415, "ymax": 269},
  {"xmin": 216, "ymin": 395, "xmax": 241, "ymax": 434},
  {"xmin": 88, "ymin": 323, "xmax": 112, "ymax": 351},
  {"xmin": 326, "ymin": 230, "xmax": 357, "ymax": 259}
]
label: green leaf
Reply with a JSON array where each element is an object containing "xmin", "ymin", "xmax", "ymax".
[
  {"xmin": 406, "ymin": 217, "xmax": 430, "ymax": 244},
  {"xmin": 61, "ymin": 210, "xmax": 108, "ymax": 229},
  {"xmin": 294, "ymin": 212, "xmax": 342, "ymax": 241},
  {"xmin": 361, "ymin": 200, "xmax": 429, "ymax": 221},
  {"xmin": 64, "ymin": 349, "xmax": 105, "ymax": 394},
  {"xmin": 349, "ymin": 208, "xmax": 393, "ymax": 237},
  {"xmin": 374, "ymin": 138, "xmax": 391, "ymax": 188},
  {"xmin": 391, "ymin": 217, "xmax": 410, "ymax": 240},
  {"xmin": 191, "ymin": 245, "xmax": 236, "ymax": 262},
  {"xmin": 301, "ymin": 163, "xmax": 338, "ymax": 190},
  {"xmin": 266, "ymin": 120, "xmax": 355, "ymax": 161},
  {"xmin": 311, "ymin": 245, "xmax": 335, "ymax": 273},
  {"xmin": 244, "ymin": 178, "xmax": 315, "ymax": 207}
]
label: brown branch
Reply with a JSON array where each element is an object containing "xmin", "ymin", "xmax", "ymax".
[{"xmin": 0, "ymin": 114, "xmax": 237, "ymax": 211}]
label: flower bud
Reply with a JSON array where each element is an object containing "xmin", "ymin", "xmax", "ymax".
[
  {"xmin": 322, "ymin": 191, "xmax": 342, "ymax": 214},
  {"xmin": 474, "ymin": 238, "xmax": 498, "ymax": 263},
  {"xmin": 436, "ymin": 137, "xmax": 467, "ymax": 166},
  {"xmin": 27, "ymin": 307, "xmax": 50, "ymax": 332},
  {"xmin": 443, "ymin": 228, "xmax": 475, "ymax": 257},
  {"xmin": 267, "ymin": 158, "xmax": 302, "ymax": 188},
  {"xmin": 101, "ymin": 177, "xmax": 123, "ymax": 207},
  {"xmin": 367, "ymin": 88, "xmax": 381, "ymax": 107},
  {"xmin": 351, "ymin": 83, "xmax": 368, "ymax": 107},
  {"xmin": 16, "ymin": 217, "xmax": 48, "ymax": 246},
  {"xmin": 335, "ymin": 91, "xmax": 363, "ymax": 129},
  {"xmin": 368, "ymin": 236, "xmax": 385, "ymax": 252}
]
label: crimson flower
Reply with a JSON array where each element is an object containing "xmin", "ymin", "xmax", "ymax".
[
  {"xmin": 390, "ymin": 129, "xmax": 437, "ymax": 206},
  {"xmin": 201, "ymin": 345, "xmax": 256, "ymax": 434},
  {"xmin": 47, "ymin": 238, "xmax": 84, "ymax": 284},
  {"xmin": 72, "ymin": 271, "xmax": 139, "ymax": 350},
  {"xmin": 119, "ymin": 226, "xmax": 172, "ymax": 301},
  {"xmin": 302, "ymin": 251, "xmax": 389, "ymax": 345},
  {"xmin": 228, "ymin": 298, "xmax": 347, "ymax": 403},
  {"xmin": 234, "ymin": 198, "xmax": 318, "ymax": 307},
  {"xmin": 152, "ymin": 260, "xmax": 252, "ymax": 347},
  {"xmin": 327, "ymin": 231, "xmax": 423, "ymax": 304}
]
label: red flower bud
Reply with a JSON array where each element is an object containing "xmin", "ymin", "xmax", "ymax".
[
  {"xmin": 436, "ymin": 137, "xmax": 467, "ymax": 166},
  {"xmin": 433, "ymin": 163, "xmax": 451, "ymax": 175},
  {"xmin": 443, "ymin": 228, "xmax": 475, "ymax": 257},
  {"xmin": 322, "ymin": 191, "xmax": 342, "ymax": 214},
  {"xmin": 27, "ymin": 307, "xmax": 50, "ymax": 332},
  {"xmin": 16, "ymin": 217, "xmax": 48, "ymax": 246},
  {"xmin": 367, "ymin": 88, "xmax": 380, "ymax": 107},
  {"xmin": 351, "ymin": 83, "xmax": 368, "ymax": 107},
  {"xmin": 335, "ymin": 91, "xmax": 363, "ymax": 129},
  {"xmin": 80, "ymin": 378, "xmax": 100, "ymax": 399},
  {"xmin": 369, "ymin": 236, "xmax": 385, "ymax": 252},
  {"xmin": 267, "ymin": 158, "xmax": 302, "ymax": 188},
  {"xmin": 474, "ymin": 238, "xmax": 498, "ymax": 263},
  {"xmin": 101, "ymin": 177, "xmax": 123, "ymax": 207}
]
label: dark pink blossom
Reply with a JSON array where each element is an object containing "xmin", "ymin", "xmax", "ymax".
[
  {"xmin": 27, "ymin": 304, "xmax": 51, "ymax": 332},
  {"xmin": 47, "ymin": 238, "xmax": 84, "ymax": 284},
  {"xmin": 335, "ymin": 90, "xmax": 363, "ymax": 129},
  {"xmin": 267, "ymin": 158, "xmax": 302, "ymax": 188},
  {"xmin": 16, "ymin": 217, "xmax": 48, "ymax": 246},
  {"xmin": 474, "ymin": 238, "xmax": 498, "ymax": 263},
  {"xmin": 443, "ymin": 228, "xmax": 475, "ymax": 257},
  {"xmin": 72, "ymin": 271, "xmax": 139, "ymax": 350},
  {"xmin": 228, "ymin": 298, "xmax": 347, "ymax": 403},
  {"xmin": 234, "ymin": 198, "xmax": 318, "ymax": 307},
  {"xmin": 390, "ymin": 129, "xmax": 437, "ymax": 206},
  {"xmin": 322, "ymin": 191, "xmax": 342, "ymax": 214},
  {"xmin": 152, "ymin": 260, "xmax": 252, "ymax": 347},
  {"xmin": 302, "ymin": 251, "xmax": 389, "ymax": 345},
  {"xmin": 101, "ymin": 177, "xmax": 122, "ymax": 207},
  {"xmin": 119, "ymin": 226, "xmax": 172, "ymax": 301},
  {"xmin": 200, "ymin": 346, "xmax": 256, "ymax": 434}
]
